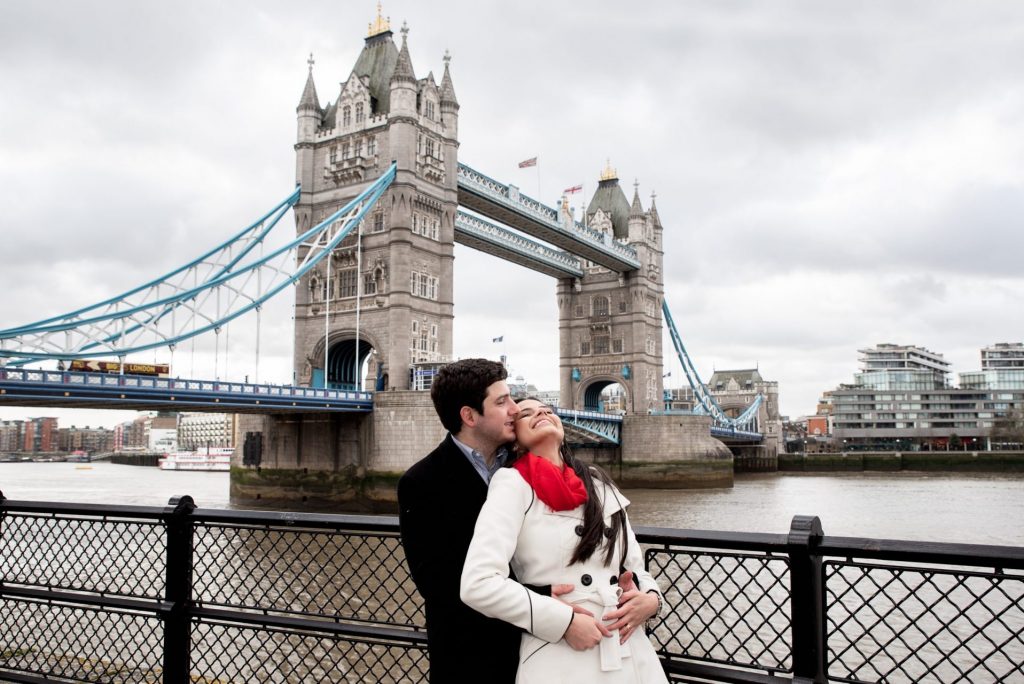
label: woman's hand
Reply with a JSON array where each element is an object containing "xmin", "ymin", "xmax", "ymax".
[
  {"xmin": 603, "ymin": 589, "xmax": 659, "ymax": 644},
  {"xmin": 563, "ymin": 612, "xmax": 612, "ymax": 650}
]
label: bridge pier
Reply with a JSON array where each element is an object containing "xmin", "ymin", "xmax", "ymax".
[
  {"xmin": 230, "ymin": 392, "xmax": 443, "ymax": 512},
  {"xmin": 617, "ymin": 414, "xmax": 734, "ymax": 488}
]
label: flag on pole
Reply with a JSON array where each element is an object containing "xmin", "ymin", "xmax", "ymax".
[
  {"xmin": 518, "ymin": 157, "xmax": 537, "ymax": 169},
  {"xmin": 563, "ymin": 184, "xmax": 583, "ymax": 195},
  {"xmin": 492, "ymin": 336, "xmax": 504, "ymax": 343}
]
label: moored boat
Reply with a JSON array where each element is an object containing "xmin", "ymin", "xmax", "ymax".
[{"xmin": 158, "ymin": 448, "xmax": 232, "ymax": 472}]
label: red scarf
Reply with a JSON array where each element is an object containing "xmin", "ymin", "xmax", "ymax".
[{"xmin": 513, "ymin": 452, "xmax": 588, "ymax": 511}]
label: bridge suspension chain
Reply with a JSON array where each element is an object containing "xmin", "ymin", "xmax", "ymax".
[
  {"xmin": 0, "ymin": 164, "xmax": 396, "ymax": 365},
  {"xmin": 662, "ymin": 299, "xmax": 763, "ymax": 431}
]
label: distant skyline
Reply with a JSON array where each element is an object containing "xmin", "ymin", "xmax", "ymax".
[{"xmin": 2, "ymin": 1, "xmax": 1023, "ymax": 428}]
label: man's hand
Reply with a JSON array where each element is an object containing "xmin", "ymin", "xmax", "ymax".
[
  {"xmin": 603, "ymin": 589, "xmax": 659, "ymax": 644},
  {"xmin": 551, "ymin": 583, "xmax": 595, "ymax": 618},
  {"xmin": 563, "ymin": 613, "xmax": 612, "ymax": 651}
]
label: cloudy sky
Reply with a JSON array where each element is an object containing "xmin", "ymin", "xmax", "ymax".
[{"xmin": 1, "ymin": 1, "xmax": 1022, "ymax": 428}]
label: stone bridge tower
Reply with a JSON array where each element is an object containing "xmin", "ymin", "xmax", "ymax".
[
  {"xmin": 293, "ymin": 14, "xmax": 458, "ymax": 392},
  {"xmin": 558, "ymin": 164, "xmax": 665, "ymax": 414}
]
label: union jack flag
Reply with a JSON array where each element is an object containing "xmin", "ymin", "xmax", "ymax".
[{"xmin": 518, "ymin": 157, "xmax": 537, "ymax": 168}]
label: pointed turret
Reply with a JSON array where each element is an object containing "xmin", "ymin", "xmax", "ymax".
[
  {"xmin": 391, "ymin": 23, "xmax": 417, "ymax": 85},
  {"xmin": 627, "ymin": 180, "xmax": 646, "ymax": 243},
  {"xmin": 296, "ymin": 54, "xmax": 322, "ymax": 145},
  {"xmin": 648, "ymin": 190, "xmax": 662, "ymax": 227},
  {"xmin": 439, "ymin": 50, "xmax": 459, "ymax": 108},
  {"xmin": 297, "ymin": 56, "xmax": 321, "ymax": 113},
  {"xmin": 629, "ymin": 181, "xmax": 645, "ymax": 219}
]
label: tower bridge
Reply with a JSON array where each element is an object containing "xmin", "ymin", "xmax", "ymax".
[{"xmin": 0, "ymin": 13, "xmax": 775, "ymax": 507}]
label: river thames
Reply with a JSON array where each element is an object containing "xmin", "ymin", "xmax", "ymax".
[{"xmin": 2, "ymin": 462, "xmax": 1022, "ymax": 546}]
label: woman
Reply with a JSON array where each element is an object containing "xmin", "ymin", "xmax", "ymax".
[{"xmin": 460, "ymin": 398, "xmax": 668, "ymax": 683}]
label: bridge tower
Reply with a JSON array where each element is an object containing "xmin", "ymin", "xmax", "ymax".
[
  {"xmin": 293, "ymin": 14, "xmax": 457, "ymax": 392},
  {"xmin": 558, "ymin": 164, "xmax": 665, "ymax": 414}
]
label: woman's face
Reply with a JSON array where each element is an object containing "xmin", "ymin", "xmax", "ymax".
[{"xmin": 513, "ymin": 399, "xmax": 564, "ymax": 451}]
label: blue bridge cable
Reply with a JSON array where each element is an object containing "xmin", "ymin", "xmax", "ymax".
[
  {"xmin": 1, "ymin": 187, "xmax": 301, "ymax": 336},
  {"xmin": 661, "ymin": 299, "xmax": 763, "ymax": 431},
  {"xmin": 0, "ymin": 164, "xmax": 397, "ymax": 363}
]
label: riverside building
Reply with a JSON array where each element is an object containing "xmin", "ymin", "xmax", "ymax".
[{"xmin": 830, "ymin": 343, "xmax": 1024, "ymax": 451}]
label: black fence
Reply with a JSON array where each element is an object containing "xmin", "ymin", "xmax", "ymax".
[{"xmin": 1, "ymin": 492, "xmax": 1022, "ymax": 683}]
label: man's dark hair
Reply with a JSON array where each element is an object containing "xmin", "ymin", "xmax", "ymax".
[{"xmin": 431, "ymin": 358, "xmax": 508, "ymax": 434}]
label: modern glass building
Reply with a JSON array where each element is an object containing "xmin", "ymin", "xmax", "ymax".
[{"xmin": 831, "ymin": 343, "xmax": 1024, "ymax": 450}]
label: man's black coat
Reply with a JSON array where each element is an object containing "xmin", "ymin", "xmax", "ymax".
[{"xmin": 397, "ymin": 435, "xmax": 520, "ymax": 683}]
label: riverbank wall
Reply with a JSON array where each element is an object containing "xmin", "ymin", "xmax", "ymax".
[{"xmin": 780, "ymin": 450, "xmax": 1024, "ymax": 473}]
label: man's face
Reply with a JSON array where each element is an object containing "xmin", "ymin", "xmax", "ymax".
[{"xmin": 468, "ymin": 380, "xmax": 519, "ymax": 448}]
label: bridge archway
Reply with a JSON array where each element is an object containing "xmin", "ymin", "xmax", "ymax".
[
  {"xmin": 580, "ymin": 377, "xmax": 630, "ymax": 413},
  {"xmin": 310, "ymin": 332, "xmax": 382, "ymax": 391}
]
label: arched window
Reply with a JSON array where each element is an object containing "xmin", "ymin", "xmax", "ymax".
[
  {"xmin": 592, "ymin": 296, "xmax": 609, "ymax": 317},
  {"xmin": 355, "ymin": 102, "xmax": 364, "ymax": 123},
  {"xmin": 342, "ymin": 106, "xmax": 351, "ymax": 126}
]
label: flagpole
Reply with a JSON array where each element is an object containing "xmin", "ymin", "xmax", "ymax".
[{"xmin": 536, "ymin": 161, "xmax": 541, "ymax": 202}]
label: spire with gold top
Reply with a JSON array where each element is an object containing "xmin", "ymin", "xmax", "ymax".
[
  {"xmin": 367, "ymin": 1, "xmax": 391, "ymax": 37},
  {"xmin": 599, "ymin": 158, "xmax": 618, "ymax": 182}
]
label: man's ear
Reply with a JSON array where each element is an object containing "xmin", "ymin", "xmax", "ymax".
[{"xmin": 459, "ymin": 405, "xmax": 476, "ymax": 428}]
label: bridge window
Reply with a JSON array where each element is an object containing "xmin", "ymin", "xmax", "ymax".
[
  {"xmin": 593, "ymin": 335, "xmax": 610, "ymax": 355},
  {"xmin": 619, "ymin": 299, "xmax": 627, "ymax": 313},
  {"xmin": 363, "ymin": 271, "xmax": 377, "ymax": 295},
  {"xmin": 425, "ymin": 99, "xmax": 435, "ymax": 121},
  {"xmin": 329, "ymin": 146, "xmax": 338, "ymax": 164},
  {"xmin": 410, "ymin": 318, "xmax": 439, "ymax": 361},
  {"xmin": 612, "ymin": 339, "xmax": 623, "ymax": 354},
  {"xmin": 342, "ymin": 142, "xmax": 351, "ymax": 159},
  {"xmin": 574, "ymin": 304, "xmax": 584, "ymax": 318},
  {"xmin": 580, "ymin": 340, "xmax": 591, "ymax": 355},
  {"xmin": 412, "ymin": 212, "xmax": 440, "ymax": 240},
  {"xmin": 425, "ymin": 137, "xmax": 436, "ymax": 158},
  {"xmin": 367, "ymin": 136, "xmax": 377, "ymax": 157},
  {"xmin": 355, "ymin": 139, "xmax": 363, "ymax": 158},
  {"xmin": 371, "ymin": 210, "xmax": 385, "ymax": 233},
  {"xmin": 410, "ymin": 270, "xmax": 438, "ymax": 300},
  {"xmin": 592, "ymin": 296, "xmax": 609, "ymax": 317},
  {"xmin": 338, "ymin": 268, "xmax": 358, "ymax": 298},
  {"xmin": 342, "ymin": 106, "xmax": 351, "ymax": 127},
  {"xmin": 355, "ymin": 102, "xmax": 364, "ymax": 123}
]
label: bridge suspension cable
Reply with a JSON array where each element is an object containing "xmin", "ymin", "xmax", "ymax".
[
  {"xmin": 0, "ymin": 164, "xmax": 397, "ymax": 365},
  {"xmin": 662, "ymin": 299, "xmax": 763, "ymax": 431}
]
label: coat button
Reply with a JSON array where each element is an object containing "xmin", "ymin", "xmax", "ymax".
[
  {"xmin": 604, "ymin": 527, "xmax": 614, "ymax": 539},
  {"xmin": 580, "ymin": 574, "xmax": 592, "ymax": 586},
  {"xmin": 610, "ymin": 575, "xmax": 618, "ymax": 585},
  {"xmin": 574, "ymin": 525, "xmax": 585, "ymax": 537}
]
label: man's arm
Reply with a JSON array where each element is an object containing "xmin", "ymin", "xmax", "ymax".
[{"xmin": 397, "ymin": 472, "xmax": 439, "ymax": 602}]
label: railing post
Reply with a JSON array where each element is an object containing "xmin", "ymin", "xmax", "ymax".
[
  {"xmin": 788, "ymin": 515, "xmax": 827, "ymax": 684},
  {"xmin": 163, "ymin": 494, "xmax": 196, "ymax": 684}
]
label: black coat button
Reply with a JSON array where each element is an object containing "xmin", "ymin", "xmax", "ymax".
[
  {"xmin": 574, "ymin": 525, "xmax": 585, "ymax": 537},
  {"xmin": 610, "ymin": 575, "xmax": 618, "ymax": 585},
  {"xmin": 580, "ymin": 574, "xmax": 592, "ymax": 586},
  {"xmin": 604, "ymin": 527, "xmax": 614, "ymax": 539}
]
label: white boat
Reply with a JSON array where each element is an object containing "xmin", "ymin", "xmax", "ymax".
[{"xmin": 159, "ymin": 448, "xmax": 233, "ymax": 472}]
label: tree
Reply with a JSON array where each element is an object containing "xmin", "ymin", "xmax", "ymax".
[
  {"xmin": 948, "ymin": 433, "xmax": 962, "ymax": 451},
  {"xmin": 991, "ymin": 408, "xmax": 1024, "ymax": 449}
]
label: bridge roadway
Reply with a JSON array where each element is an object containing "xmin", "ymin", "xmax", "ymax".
[{"xmin": 0, "ymin": 368, "xmax": 372, "ymax": 414}]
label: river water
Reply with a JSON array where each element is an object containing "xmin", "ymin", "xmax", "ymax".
[{"xmin": 2, "ymin": 462, "xmax": 1022, "ymax": 546}]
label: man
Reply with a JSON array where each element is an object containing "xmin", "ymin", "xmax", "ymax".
[{"xmin": 397, "ymin": 358, "xmax": 523, "ymax": 681}]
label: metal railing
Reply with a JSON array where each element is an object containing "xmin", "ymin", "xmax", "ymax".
[{"xmin": 1, "ymin": 492, "xmax": 1022, "ymax": 683}]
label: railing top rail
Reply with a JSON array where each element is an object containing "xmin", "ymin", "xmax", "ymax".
[
  {"xmin": 0, "ymin": 498, "xmax": 172, "ymax": 520},
  {"xmin": 635, "ymin": 524, "xmax": 1024, "ymax": 569},
  {"xmin": 3, "ymin": 497, "xmax": 1022, "ymax": 569}
]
